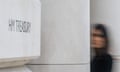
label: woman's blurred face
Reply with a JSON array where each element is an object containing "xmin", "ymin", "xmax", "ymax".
[{"xmin": 91, "ymin": 29, "xmax": 106, "ymax": 49}]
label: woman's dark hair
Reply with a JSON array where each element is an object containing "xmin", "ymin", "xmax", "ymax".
[{"xmin": 93, "ymin": 24, "xmax": 110, "ymax": 54}]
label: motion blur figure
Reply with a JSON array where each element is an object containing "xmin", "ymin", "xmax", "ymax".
[{"xmin": 91, "ymin": 24, "xmax": 113, "ymax": 72}]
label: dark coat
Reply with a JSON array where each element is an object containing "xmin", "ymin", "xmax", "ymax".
[{"xmin": 91, "ymin": 54, "xmax": 112, "ymax": 72}]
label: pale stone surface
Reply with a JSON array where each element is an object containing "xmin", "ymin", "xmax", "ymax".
[{"xmin": 0, "ymin": 66, "xmax": 32, "ymax": 72}]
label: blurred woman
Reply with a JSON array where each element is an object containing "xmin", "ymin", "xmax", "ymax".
[{"xmin": 91, "ymin": 24, "xmax": 113, "ymax": 72}]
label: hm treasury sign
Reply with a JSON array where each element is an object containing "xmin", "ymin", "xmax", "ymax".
[{"xmin": 0, "ymin": 0, "xmax": 41, "ymax": 60}]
